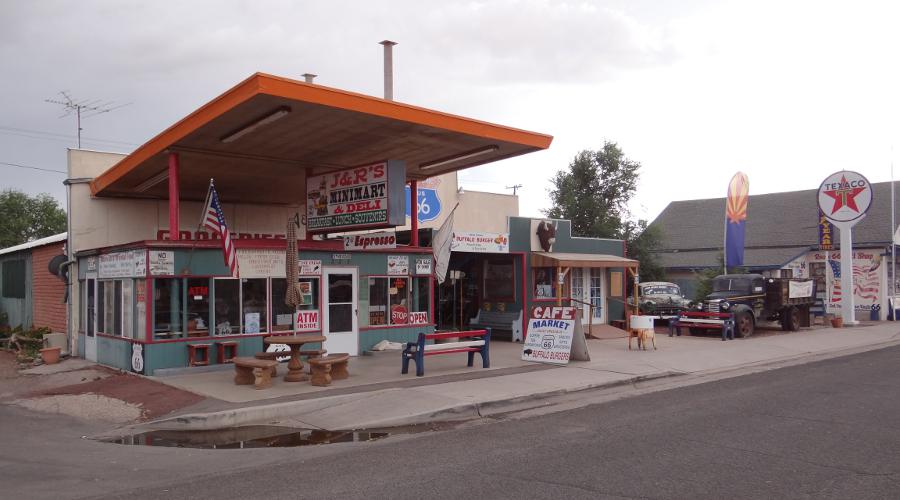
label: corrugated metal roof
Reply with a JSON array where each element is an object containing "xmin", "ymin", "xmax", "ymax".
[{"xmin": 0, "ymin": 233, "xmax": 67, "ymax": 256}]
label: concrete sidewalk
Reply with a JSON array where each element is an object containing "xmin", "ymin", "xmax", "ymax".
[{"xmin": 144, "ymin": 323, "xmax": 900, "ymax": 433}]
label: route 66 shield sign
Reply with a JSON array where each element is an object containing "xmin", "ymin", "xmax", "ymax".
[{"xmin": 405, "ymin": 186, "xmax": 441, "ymax": 223}]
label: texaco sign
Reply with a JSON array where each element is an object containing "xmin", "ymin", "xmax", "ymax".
[{"xmin": 817, "ymin": 171, "xmax": 873, "ymax": 224}]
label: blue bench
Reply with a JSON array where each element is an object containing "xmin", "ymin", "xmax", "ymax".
[{"xmin": 401, "ymin": 329, "xmax": 491, "ymax": 377}]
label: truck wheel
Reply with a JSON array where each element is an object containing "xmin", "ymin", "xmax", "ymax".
[
  {"xmin": 785, "ymin": 306, "xmax": 800, "ymax": 331},
  {"xmin": 736, "ymin": 311, "xmax": 754, "ymax": 338}
]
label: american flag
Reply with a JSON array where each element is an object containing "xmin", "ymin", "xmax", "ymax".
[
  {"xmin": 828, "ymin": 259, "xmax": 842, "ymax": 303},
  {"xmin": 202, "ymin": 180, "xmax": 239, "ymax": 278},
  {"xmin": 852, "ymin": 262, "xmax": 879, "ymax": 301}
]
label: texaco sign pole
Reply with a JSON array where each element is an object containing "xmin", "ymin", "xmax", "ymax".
[{"xmin": 818, "ymin": 171, "xmax": 873, "ymax": 325}]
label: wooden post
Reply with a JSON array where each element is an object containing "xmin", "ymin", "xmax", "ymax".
[{"xmin": 167, "ymin": 152, "xmax": 180, "ymax": 241}]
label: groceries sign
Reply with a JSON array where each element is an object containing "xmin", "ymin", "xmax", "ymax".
[{"xmin": 306, "ymin": 160, "xmax": 406, "ymax": 233}]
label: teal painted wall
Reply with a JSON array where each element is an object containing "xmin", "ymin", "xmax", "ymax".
[
  {"xmin": 143, "ymin": 336, "xmax": 264, "ymax": 375},
  {"xmin": 98, "ymin": 335, "xmax": 132, "ymax": 371}
]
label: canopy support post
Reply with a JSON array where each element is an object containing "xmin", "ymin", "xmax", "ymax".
[
  {"xmin": 168, "ymin": 152, "xmax": 180, "ymax": 241},
  {"xmin": 410, "ymin": 180, "xmax": 419, "ymax": 247}
]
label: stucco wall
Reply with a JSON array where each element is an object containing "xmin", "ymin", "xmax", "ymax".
[
  {"xmin": 455, "ymin": 190, "xmax": 518, "ymax": 233},
  {"xmin": 31, "ymin": 243, "xmax": 68, "ymax": 332}
]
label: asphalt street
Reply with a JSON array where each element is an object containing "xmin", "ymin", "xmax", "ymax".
[{"xmin": 3, "ymin": 345, "xmax": 899, "ymax": 500}]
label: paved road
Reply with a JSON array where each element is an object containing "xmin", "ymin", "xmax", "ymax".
[{"xmin": 4, "ymin": 346, "xmax": 899, "ymax": 499}]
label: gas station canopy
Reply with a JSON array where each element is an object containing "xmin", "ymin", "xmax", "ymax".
[{"xmin": 90, "ymin": 73, "xmax": 553, "ymax": 205}]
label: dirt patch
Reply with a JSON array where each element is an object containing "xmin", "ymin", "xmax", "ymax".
[
  {"xmin": 34, "ymin": 372, "xmax": 205, "ymax": 420},
  {"xmin": 13, "ymin": 394, "xmax": 143, "ymax": 423}
]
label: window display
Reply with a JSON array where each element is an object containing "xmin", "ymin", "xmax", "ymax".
[
  {"xmin": 241, "ymin": 278, "xmax": 267, "ymax": 334},
  {"xmin": 533, "ymin": 267, "xmax": 557, "ymax": 298},
  {"xmin": 153, "ymin": 278, "xmax": 184, "ymax": 338},
  {"xmin": 213, "ymin": 279, "xmax": 239, "ymax": 335}
]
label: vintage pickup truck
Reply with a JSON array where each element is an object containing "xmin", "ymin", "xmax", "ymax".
[{"xmin": 678, "ymin": 274, "xmax": 816, "ymax": 338}]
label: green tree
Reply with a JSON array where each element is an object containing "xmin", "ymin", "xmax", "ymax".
[
  {"xmin": 544, "ymin": 142, "xmax": 664, "ymax": 280},
  {"xmin": 0, "ymin": 190, "xmax": 66, "ymax": 248}
]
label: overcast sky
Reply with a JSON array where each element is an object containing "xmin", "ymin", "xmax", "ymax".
[{"xmin": 2, "ymin": 0, "xmax": 899, "ymax": 224}]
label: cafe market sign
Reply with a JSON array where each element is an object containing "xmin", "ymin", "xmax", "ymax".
[
  {"xmin": 306, "ymin": 160, "xmax": 406, "ymax": 233},
  {"xmin": 521, "ymin": 306, "xmax": 590, "ymax": 365},
  {"xmin": 451, "ymin": 232, "xmax": 510, "ymax": 253}
]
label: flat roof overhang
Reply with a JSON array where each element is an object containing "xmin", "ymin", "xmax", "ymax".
[
  {"xmin": 532, "ymin": 252, "xmax": 639, "ymax": 269},
  {"xmin": 90, "ymin": 73, "xmax": 553, "ymax": 205}
]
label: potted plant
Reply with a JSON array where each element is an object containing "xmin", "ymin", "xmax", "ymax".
[
  {"xmin": 830, "ymin": 314, "xmax": 843, "ymax": 328},
  {"xmin": 39, "ymin": 346, "xmax": 61, "ymax": 364}
]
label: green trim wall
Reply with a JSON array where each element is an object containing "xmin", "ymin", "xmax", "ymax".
[{"xmin": 508, "ymin": 217, "xmax": 628, "ymax": 322}]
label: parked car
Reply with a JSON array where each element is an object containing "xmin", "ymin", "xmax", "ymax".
[{"xmin": 630, "ymin": 281, "xmax": 691, "ymax": 318}]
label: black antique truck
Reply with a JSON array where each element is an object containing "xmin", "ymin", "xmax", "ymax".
[{"xmin": 677, "ymin": 274, "xmax": 816, "ymax": 338}]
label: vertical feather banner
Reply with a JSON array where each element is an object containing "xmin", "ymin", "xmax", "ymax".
[{"xmin": 725, "ymin": 172, "xmax": 749, "ymax": 269}]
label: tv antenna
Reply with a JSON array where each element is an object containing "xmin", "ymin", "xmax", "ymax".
[
  {"xmin": 45, "ymin": 91, "xmax": 131, "ymax": 148},
  {"xmin": 506, "ymin": 184, "xmax": 523, "ymax": 195}
]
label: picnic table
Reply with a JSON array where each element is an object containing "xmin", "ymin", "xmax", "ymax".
[{"xmin": 263, "ymin": 334, "xmax": 326, "ymax": 382}]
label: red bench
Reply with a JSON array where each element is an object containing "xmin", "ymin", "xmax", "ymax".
[{"xmin": 401, "ymin": 329, "xmax": 491, "ymax": 377}]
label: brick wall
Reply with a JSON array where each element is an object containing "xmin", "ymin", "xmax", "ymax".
[{"xmin": 31, "ymin": 243, "xmax": 68, "ymax": 333}]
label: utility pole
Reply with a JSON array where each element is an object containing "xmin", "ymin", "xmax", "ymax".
[
  {"xmin": 45, "ymin": 91, "xmax": 130, "ymax": 148},
  {"xmin": 506, "ymin": 184, "xmax": 523, "ymax": 196}
]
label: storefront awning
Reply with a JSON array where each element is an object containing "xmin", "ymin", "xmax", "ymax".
[
  {"xmin": 531, "ymin": 252, "xmax": 638, "ymax": 268},
  {"xmin": 90, "ymin": 73, "xmax": 553, "ymax": 205}
]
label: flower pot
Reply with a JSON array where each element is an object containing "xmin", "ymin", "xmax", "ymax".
[
  {"xmin": 39, "ymin": 346, "xmax": 61, "ymax": 365},
  {"xmin": 830, "ymin": 317, "xmax": 843, "ymax": 328}
]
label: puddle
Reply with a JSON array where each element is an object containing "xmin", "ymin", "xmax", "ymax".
[{"xmin": 102, "ymin": 425, "xmax": 391, "ymax": 448}]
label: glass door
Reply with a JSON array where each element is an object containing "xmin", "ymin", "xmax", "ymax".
[
  {"xmin": 84, "ymin": 275, "xmax": 98, "ymax": 361},
  {"xmin": 323, "ymin": 268, "xmax": 358, "ymax": 356}
]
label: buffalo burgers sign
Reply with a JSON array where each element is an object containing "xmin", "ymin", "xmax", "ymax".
[{"xmin": 306, "ymin": 160, "xmax": 406, "ymax": 233}]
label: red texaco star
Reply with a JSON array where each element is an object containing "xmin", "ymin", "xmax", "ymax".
[{"xmin": 823, "ymin": 175, "xmax": 865, "ymax": 214}]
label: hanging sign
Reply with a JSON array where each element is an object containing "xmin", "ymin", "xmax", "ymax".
[
  {"xmin": 299, "ymin": 260, "xmax": 322, "ymax": 275},
  {"xmin": 451, "ymin": 232, "xmax": 509, "ymax": 253},
  {"xmin": 99, "ymin": 250, "xmax": 146, "ymax": 278},
  {"xmin": 306, "ymin": 160, "xmax": 406, "ymax": 233},
  {"xmin": 817, "ymin": 208, "xmax": 834, "ymax": 251},
  {"xmin": 405, "ymin": 185, "xmax": 442, "ymax": 223},
  {"xmin": 237, "ymin": 249, "xmax": 286, "ymax": 278},
  {"xmin": 148, "ymin": 250, "xmax": 175, "ymax": 276},
  {"xmin": 343, "ymin": 232, "xmax": 397, "ymax": 250},
  {"xmin": 295, "ymin": 310, "xmax": 320, "ymax": 331},
  {"xmin": 388, "ymin": 255, "xmax": 409, "ymax": 275},
  {"xmin": 415, "ymin": 258, "xmax": 432, "ymax": 275}
]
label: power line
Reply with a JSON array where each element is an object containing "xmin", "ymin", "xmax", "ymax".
[
  {"xmin": 0, "ymin": 161, "xmax": 66, "ymax": 174},
  {"xmin": 0, "ymin": 125, "xmax": 137, "ymax": 148}
]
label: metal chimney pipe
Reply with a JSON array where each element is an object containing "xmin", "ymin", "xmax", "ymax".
[
  {"xmin": 302, "ymin": 73, "xmax": 317, "ymax": 83},
  {"xmin": 379, "ymin": 40, "xmax": 397, "ymax": 100}
]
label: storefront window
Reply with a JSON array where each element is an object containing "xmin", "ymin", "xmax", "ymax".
[
  {"xmin": 153, "ymin": 278, "xmax": 184, "ymax": 339},
  {"xmin": 484, "ymin": 259, "xmax": 514, "ymax": 300},
  {"xmin": 571, "ymin": 268, "xmax": 584, "ymax": 301},
  {"xmin": 122, "ymin": 280, "xmax": 133, "ymax": 339},
  {"xmin": 97, "ymin": 280, "xmax": 105, "ymax": 333},
  {"xmin": 186, "ymin": 278, "xmax": 211, "ymax": 336},
  {"xmin": 368, "ymin": 276, "xmax": 409, "ymax": 326},
  {"xmin": 213, "ymin": 279, "xmax": 239, "ymax": 335},
  {"xmin": 271, "ymin": 278, "xmax": 295, "ymax": 332},
  {"xmin": 296, "ymin": 278, "xmax": 320, "ymax": 332},
  {"xmin": 368, "ymin": 278, "xmax": 388, "ymax": 326},
  {"xmin": 98, "ymin": 281, "xmax": 122, "ymax": 336},
  {"xmin": 410, "ymin": 276, "xmax": 429, "ymax": 324},
  {"xmin": 241, "ymin": 278, "xmax": 267, "ymax": 334},
  {"xmin": 134, "ymin": 279, "xmax": 147, "ymax": 341},
  {"xmin": 533, "ymin": 267, "xmax": 557, "ymax": 299}
]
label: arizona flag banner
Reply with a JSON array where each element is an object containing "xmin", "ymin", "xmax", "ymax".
[
  {"xmin": 201, "ymin": 179, "xmax": 239, "ymax": 278},
  {"xmin": 725, "ymin": 172, "xmax": 749, "ymax": 268}
]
